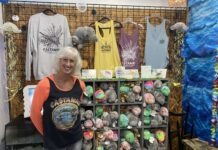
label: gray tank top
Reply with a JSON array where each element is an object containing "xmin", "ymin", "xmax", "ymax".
[
  {"xmin": 144, "ymin": 17, "xmax": 169, "ymax": 69},
  {"xmin": 119, "ymin": 27, "xmax": 140, "ymax": 69}
]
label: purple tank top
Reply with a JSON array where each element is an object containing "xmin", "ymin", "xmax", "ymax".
[{"xmin": 119, "ymin": 27, "xmax": 140, "ymax": 69}]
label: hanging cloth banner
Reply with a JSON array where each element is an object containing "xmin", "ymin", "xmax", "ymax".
[
  {"xmin": 0, "ymin": 32, "xmax": 8, "ymax": 103},
  {"xmin": 212, "ymin": 50, "xmax": 218, "ymax": 146},
  {"xmin": 0, "ymin": 0, "xmax": 8, "ymax": 4}
]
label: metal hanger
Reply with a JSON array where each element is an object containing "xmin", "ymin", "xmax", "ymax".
[
  {"xmin": 122, "ymin": 18, "xmax": 144, "ymax": 29},
  {"xmin": 149, "ymin": 14, "xmax": 163, "ymax": 22},
  {"xmin": 89, "ymin": 16, "xmax": 122, "ymax": 29},
  {"xmin": 42, "ymin": 8, "xmax": 57, "ymax": 15}
]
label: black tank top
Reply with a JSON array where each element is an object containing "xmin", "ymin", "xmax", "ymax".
[{"xmin": 43, "ymin": 77, "xmax": 83, "ymax": 149}]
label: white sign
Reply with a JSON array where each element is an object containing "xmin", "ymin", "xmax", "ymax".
[
  {"xmin": 115, "ymin": 66, "xmax": 125, "ymax": 78},
  {"xmin": 141, "ymin": 66, "xmax": 152, "ymax": 78},
  {"xmin": 23, "ymin": 85, "xmax": 36, "ymax": 118},
  {"xmin": 82, "ymin": 69, "xmax": 96, "ymax": 79},
  {"xmin": 98, "ymin": 70, "xmax": 113, "ymax": 79},
  {"xmin": 124, "ymin": 69, "xmax": 139, "ymax": 79},
  {"xmin": 151, "ymin": 69, "xmax": 167, "ymax": 78}
]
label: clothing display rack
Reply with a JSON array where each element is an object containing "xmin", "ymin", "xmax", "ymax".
[
  {"xmin": 3, "ymin": 1, "xmax": 186, "ymax": 71},
  {"xmin": 3, "ymin": 1, "xmax": 187, "ymax": 149}
]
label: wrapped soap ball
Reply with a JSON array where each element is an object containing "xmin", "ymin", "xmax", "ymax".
[
  {"xmin": 161, "ymin": 85, "xmax": 170, "ymax": 96},
  {"xmin": 153, "ymin": 80, "xmax": 162, "ymax": 89},
  {"xmin": 124, "ymin": 130, "xmax": 135, "ymax": 144},
  {"xmin": 85, "ymin": 85, "xmax": 94, "ymax": 97},
  {"xmin": 133, "ymin": 85, "xmax": 141, "ymax": 93},
  {"xmin": 99, "ymin": 82, "xmax": 109, "ymax": 91},
  {"xmin": 153, "ymin": 103, "xmax": 161, "ymax": 111},
  {"xmin": 159, "ymin": 107, "xmax": 169, "ymax": 117},
  {"xmin": 94, "ymin": 89, "xmax": 106, "ymax": 103},
  {"xmin": 119, "ymin": 114, "xmax": 129, "ymax": 128},
  {"xmin": 120, "ymin": 141, "xmax": 131, "ymax": 150},
  {"xmin": 120, "ymin": 86, "xmax": 130, "ymax": 94},
  {"xmin": 84, "ymin": 110, "xmax": 93, "ymax": 119},
  {"xmin": 144, "ymin": 116, "xmax": 151, "ymax": 125},
  {"xmin": 83, "ymin": 130, "xmax": 94, "ymax": 140},
  {"xmin": 104, "ymin": 141, "xmax": 117, "ymax": 149},
  {"xmin": 95, "ymin": 106, "xmax": 103, "ymax": 117},
  {"xmin": 155, "ymin": 130, "xmax": 166, "ymax": 143},
  {"xmin": 112, "ymin": 130, "xmax": 119, "ymax": 141},
  {"xmin": 144, "ymin": 93, "xmax": 155, "ymax": 104},
  {"xmin": 96, "ymin": 145, "xmax": 104, "ymax": 150},
  {"xmin": 95, "ymin": 118, "xmax": 104, "ymax": 128},
  {"xmin": 144, "ymin": 130, "xmax": 151, "ymax": 140},
  {"xmin": 132, "ymin": 106, "xmax": 141, "ymax": 116},
  {"xmin": 144, "ymin": 81, "xmax": 154, "ymax": 91},
  {"xmin": 144, "ymin": 106, "xmax": 151, "ymax": 117},
  {"xmin": 84, "ymin": 119, "xmax": 94, "ymax": 128},
  {"xmin": 153, "ymin": 91, "xmax": 165, "ymax": 105}
]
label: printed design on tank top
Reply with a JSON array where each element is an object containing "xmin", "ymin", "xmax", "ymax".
[
  {"xmin": 120, "ymin": 40, "xmax": 139, "ymax": 67},
  {"xmin": 101, "ymin": 41, "xmax": 112, "ymax": 52},
  {"xmin": 150, "ymin": 23, "xmax": 166, "ymax": 44},
  {"xmin": 39, "ymin": 24, "xmax": 63, "ymax": 53},
  {"xmin": 159, "ymin": 39, "xmax": 165, "ymax": 44},
  {"xmin": 51, "ymin": 97, "xmax": 80, "ymax": 130},
  {"xmin": 97, "ymin": 26, "xmax": 113, "ymax": 52}
]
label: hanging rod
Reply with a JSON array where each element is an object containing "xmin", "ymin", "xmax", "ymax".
[{"xmin": 7, "ymin": 1, "xmax": 187, "ymax": 10}]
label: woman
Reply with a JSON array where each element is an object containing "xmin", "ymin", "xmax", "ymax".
[{"xmin": 30, "ymin": 47, "xmax": 85, "ymax": 150}]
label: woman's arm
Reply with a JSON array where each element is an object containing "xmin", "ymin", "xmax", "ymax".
[{"xmin": 30, "ymin": 78, "xmax": 50, "ymax": 135}]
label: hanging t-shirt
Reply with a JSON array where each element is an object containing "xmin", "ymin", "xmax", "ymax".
[
  {"xmin": 25, "ymin": 13, "xmax": 71, "ymax": 81},
  {"xmin": 119, "ymin": 27, "xmax": 140, "ymax": 69},
  {"xmin": 144, "ymin": 17, "xmax": 169, "ymax": 69},
  {"xmin": 94, "ymin": 20, "xmax": 121, "ymax": 77}
]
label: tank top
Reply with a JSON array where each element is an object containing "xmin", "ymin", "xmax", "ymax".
[
  {"xmin": 94, "ymin": 20, "xmax": 121, "ymax": 77},
  {"xmin": 119, "ymin": 27, "xmax": 140, "ymax": 69},
  {"xmin": 43, "ymin": 78, "xmax": 83, "ymax": 149},
  {"xmin": 144, "ymin": 17, "xmax": 169, "ymax": 69}
]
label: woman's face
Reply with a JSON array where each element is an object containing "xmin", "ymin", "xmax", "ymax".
[{"xmin": 59, "ymin": 56, "xmax": 75, "ymax": 75}]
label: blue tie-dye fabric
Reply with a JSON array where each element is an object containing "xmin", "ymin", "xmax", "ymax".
[
  {"xmin": 183, "ymin": 56, "xmax": 214, "ymax": 143},
  {"xmin": 0, "ymin": 0, "xmax": 8, "ymax": 4},
  {"xmin": 182, "ymin": 0, "xmax": 218, "ymax": 58},
  {"xmin": 182, "ymin": 0, "xmax": 218, "ymax": 146}
]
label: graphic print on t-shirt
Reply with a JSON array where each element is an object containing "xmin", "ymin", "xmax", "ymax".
[
  {"xmin": 40, "ymin": 24, "xmax": 63, "ymax": 53},
  {"xmin": 51, "ymin": 98, "xmax": 79, "ymax": 131},
  {"xmin": 120, "ymin": 40, "xmax": 139, "ymax": 67}
]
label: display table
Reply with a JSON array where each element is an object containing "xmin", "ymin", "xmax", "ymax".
[
  {"xmin": 5, "ymin": 115, "xmax": 43, "ymax": 149},
  {"xmin": 182, "ymin": 138, "xmax": 217, "ymax": 150}
]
